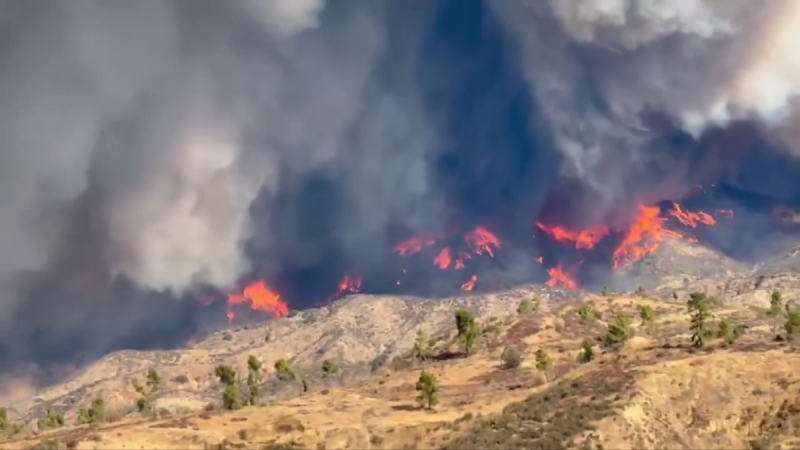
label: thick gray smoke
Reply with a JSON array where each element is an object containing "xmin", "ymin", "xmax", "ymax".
[
  {"xmin": 0, "ymin": 1, "xmax": 439, "ymax": 301},
  {"xmin": 492, "ymin": 0, "xmax": 800, "ymax": 218}
]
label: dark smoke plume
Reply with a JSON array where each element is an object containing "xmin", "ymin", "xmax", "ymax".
[{"xmin": 1, "ymin": 0, "xmax": 800, "ymax": 379}]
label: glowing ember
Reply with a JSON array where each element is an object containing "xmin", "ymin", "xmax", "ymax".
[
  {"xmin": 227, "ymin": 280, "xmax": 290, "ymax": 322},
  {"xmin": 465, "ymin": 227, "xmax": 501, "ymax": 257},
  {"xmin": 455, "ymin": 251, "xmax": 471, "ymax": 269},
  {"xmin": 612, "ymin": 205, "xmax": 681, "ymax": 269},
  {"xmin": 668, "ymin": 202, "xmax": 716, "ymax": 228},
  {"xmin": 546, "ymin": 264, "xmax": 578, "ymax": 290},
  {"xmin": 461, "ymin": 275, "xmax": 477, "ymax": 291},
  {"xmin": 535, "ymin": 222, "xmax": 610, "ymax": 249},
  {"xmin": 536, "ymin": 256, "xmax": 543, "ymax": 264},
  {"xmin": 433, "ymin": 247, "xmax": 452, "ymax": 269}
]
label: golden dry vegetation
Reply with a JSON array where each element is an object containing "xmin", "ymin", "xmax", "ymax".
[{"xmin": 2, "ymin": 240, "xmax": 800, "ymax": 450}]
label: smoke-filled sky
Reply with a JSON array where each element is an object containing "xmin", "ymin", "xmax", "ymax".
[{"xmin": 2, "ymin": 0, "xmax": 800, "ymax": 376}]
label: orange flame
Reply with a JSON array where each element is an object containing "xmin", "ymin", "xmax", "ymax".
[
  {"xmin": 465, "ymin": 227, "xmax": 501, "ymax": 257},
  {"xmin": 337, "ymin": 273, "xmax": 362, "ymax": 294},
  {"xmin": 393, "ymin": 232, "xmax": 440, "ymax": 256},
  {"xmin": 461, "ymin": 275, "xmax": 477, "ymax": 291},
  {"xmin": 535, "ymin": 222, "xmax": 610, "ymax": 249},
  {"xmin": 227, "ymin": 280, "xmax": 290, "ymax": 322},
  {"xmin": 546, "ymin": 264, "xmax": 577, "ymax": 290},
  {"xmin": 668, "ymin": 202, "xmax": 716, "ymax": 228},
  {"xmin": 433, "ymin": 247, "xmax": 452, "ymax": 269},
  {"xmin": 612, "ymin": 205, "xmax": 681, "ymax": 269}
]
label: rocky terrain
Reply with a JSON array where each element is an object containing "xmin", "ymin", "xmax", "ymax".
[{"xmin": 1, "ymin": 237, "xmax": 800, "ymax": 449}]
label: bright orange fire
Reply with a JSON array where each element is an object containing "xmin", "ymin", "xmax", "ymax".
[
  {"xmin": 546, "ymin": 264, "xmax": 577, "ymax": 290},
  {"xmin": 393, "ymin": 232, "xmax": 441, "ymax": 256},
  {"xmin": 535, "ymin": 222, "xmax": 610, "ymax": 249},
  {"xmin": 465, "ymin": 227, "xmax": 502, "ymax": 257},
  {"xmin": 337, "ymin": 273, "xmax": 362, "ymax": 294},
  {"xmin": 612, "ymin": 205, "xmax": 682, "ymax": 269},
  {"xmin": 461, "ymin": 275, "xmax": 477, "ymax": 291},
  {"xmin": 433, "ymin": 247, "xmax": 452, "ymax": 269},
  {"xmin": 227, "ymin": 280, "xmax": 290, "ymax": 322},
  {"xmin": 668, "ymin": 202, "xmax": 716, "ymax": 228}
]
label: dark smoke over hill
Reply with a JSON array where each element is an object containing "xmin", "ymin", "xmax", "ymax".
[{"xmin": 1, "ymin": 0, "xmax": 800, "ymax": 380}]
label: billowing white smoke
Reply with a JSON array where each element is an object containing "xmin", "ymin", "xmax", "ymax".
[
  {"xmin": 491, "ymin": 0, "xmax": 800, "ymax": 206},
  {"xmin": 0, "ymin": 0, "xmax": 438, "ymax": 302}
]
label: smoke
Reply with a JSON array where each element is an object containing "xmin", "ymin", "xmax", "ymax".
[
  {"xmin": 0, "ymin": 0, "xmax": 443, "ymax": 368},
  {"xmin": 491, "ymin": 0, "xmax": 800, "ymax": 215}
]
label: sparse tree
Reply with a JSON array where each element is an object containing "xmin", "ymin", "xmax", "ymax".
[
  {"xmin": 146, "ymin": 369, "xmax": 161, "ymax": 391},
  {"xmin": 769, "ymin": 290, "xmax": 784, "ymax": 317},
  {"xmin": 785, "ymin": 305, "xmax": 800, "ymax": 341},
  {"xmin": 717, "ymin": 319, "xmax": 746, "ymax": 345},
  {"xmin": 246, "ymin": 355, "xmax": 263, "ymax": 406},
  {"xmin": 455, "ymin": 310, "xmax": 480, "ymax": 356},
  {"xmin": 37, "ymin": 409, "xmax": 65, "ymax": 431},
  {"xmin": 415, "ymin": 371, "xmax": 439, "ymax": 410},
  {"xmin": 214, "ymin": 365, "xmax": 238, "ymax": 386},
  {"xmin": 500, "ymin": 346, "xmax": 523, "ymax": 369},
  {"xmin": 321, "ymin": 359, "xmax": 338, "ymax": 378},
  {"xmin": 222, "ymin": 384, "xmax": 243, "ymax": 410},
  {"xmin": 0, "ymin": 406, "xmax": 7, "ymax": 431},
  {"xmin": 78, "ymin": 398, "xmax": 105, "ymax": 425},
  {"xmin": 635, "ymin": 286, "xmax": 646, "ymax": 296},
  {"xmin": 579, "ymin": 339, "xmax": 595, "ymax": 363},
  {"xmin": 275, "ymin": 358, "xmax": 307, "ymax": 394},
  {"xmin": 688, "ymin": 291, "xmax": 713, "ymax": 348},
  {"xmin": 602, "ymin": 313, "xmax": 632, "ymax": 350},
  {"xmin": 639, "ymin": 305, "xmax": 655, "ymax": 324},
  {"xmin": 135, "ymin": 397, "xmax": 152, "ymax": 414},
  {"xmin": 517, "ymin": 298, "xmax": 538, "ymax": 315},
  {"xmin": 535, "ymin": 349, "xmax": 553, "ymax": 381},
  {"xmin": 578, "ymin": 304, "xmax": 596, "ymax": 322},
  {"xmin": 413, "ymin": 329, "xmax": 432, "ymax": 362},
  {"xmin": 601, "ymin": 286, "xmax": 610, "ymax": 297},
  {"xmin": 132, "ymin": 380, "xmax": 145, "ymax": 396}
]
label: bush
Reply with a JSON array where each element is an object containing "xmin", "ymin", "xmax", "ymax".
[
  {"xmin": 500, "ymin": 346, "xmax": 523, "ymax": 369},
  {"xmin": 222, "ymin": 385, "xmax": 243, "ymax": 410},
  {"xmin": 578, "ymin": 304, "xmax": 596, "ymax": 322},
  {"xmin": 77, "ymin": 398, "xmax": 105, "ymax": 425},
  {"xmin": 37, "ymin": 409, "xmax": 65, "ymax": 430},
  {"xmin": 517, "ymin": 298, "xmax": 538, "ymax": 315}
]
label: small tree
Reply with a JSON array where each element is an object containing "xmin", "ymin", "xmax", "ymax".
[
  {"xmin": 769, "ymin": 290, "xmax": 784, "ymax": 317},
  {"xmin": 37, "ymin": 409, "xmax": 65, "ymax": 431},
  {"xmin": 455, "ymin": 310, "xmax": 480, "ymax": 356},
  {"xmin": 717, "ymin": 319, "xmax": 746, "ymax": 345},
  {"xmin": 321, "ymin": 359, "xmax": 338, "ymax": 378},
  {"xmin": 785, "ymin": 306, "xmax": 800, "ymax": 341},
  {"xmin": 415, "ymin": 371, "xmax": 439, "ymax": 410},
  {"xmin": 135, "ymin": 397, "xmax": 152, "ymax": 414},
  {"xmin": 413, "ymin": 329, "xmax": 432, "ymax": 362},
  {"xmin": 688, "ymin": 291, "xmax": 713, "ymax": 348},
  {"xmin": 639, "ymin": 305, "xmax": 655, "ymax": 324},
  {"xmin": 222, "ymin": 384, "xmax": 243, "ymax": 410},
  {"xmin": 275, "ymin": 358, "xmax": 307, "ymax": 393},
  {"xmin": 0, "ymin": 406, "xmax": 8, "ymax": 431},
  {"xmin": 500, "ymin": 346, "xmax": 522, "ymax": 369},
  {"xmin": 635, "ymin": 286, "xmax": 646, "ymax": 296},
  {"xmin": 579, "ymin": 339, "xmax": 595, "ymax": 363},
  {"xmin": 78, "ymin": 398, "xmax": 105, "ymax": 425},
  {"xmin": 578, "ymin": 304, "xmax": 596, "ymax": 322},
  {"xmin": 601, "ymin": 286, "xmax": 610, "ymax": 297},
  {"xmin": 214, "ymin": 365, "xmax": 238, "ymax": 386},
  {"xmin": 535, "ymin": 349, "xmax": 553, "ymax": 381},
  {"xmin": 146, "ymin": 369, "xmax": 161, "ymax": 391},
  {"xmin": 246, "ymin": 355, "xmax": 263, "ymax": 406},
  {"xmin": 517, "ymin": 298, "xmax": 537, "ymax": 315},
  {"xmin": 603, "ymin": 313, "xmax": 632, "ymax": 350}
]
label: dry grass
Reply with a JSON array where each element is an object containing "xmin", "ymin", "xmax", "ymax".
[{"xmin": 4, "ymin": 239, "xmax": 800, "ymax": 449}]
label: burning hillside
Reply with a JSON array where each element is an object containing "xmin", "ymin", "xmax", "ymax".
[{"xmin": 220, "ymin": 197, "xmax": 735, "ymax": 322}]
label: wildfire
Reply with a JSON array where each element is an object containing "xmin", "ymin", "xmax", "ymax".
[
  {"xmin": 668, "ymin": 202, "xmax": 716, "ymax": 228},
  {"xmin": 393, "ymin": 232, "xmax": 441, "ymax": 256},
  {"xmin": 535, "ymin": 222, "xmax": 610, "ymax": 249},
  {"xmin": 433, "ymin": 247, "xmax": 452, "ymax": 269},
  {"xmin": 337, "ymin": 273, "xmax": 362, "ymax": 294},
  {"xmin": 227, "ymin": 280, "xmax": 290, "ymax": 322},
  {"xmin": 461, "ymin": 275, "xmax": 477, "ymax": 291},
  {"xmin": 546, "ymin": 264, "xmax": 578, "ymax": 290},
  {"xmin": 465, "ymin": 227, "xmax": 502, "ymax": 257},
  {"xmin": 612, "ymin": 205, "xmax": 682, "ymax": 269}
]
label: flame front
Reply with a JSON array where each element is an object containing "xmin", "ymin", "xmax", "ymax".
[
  {"xmin": 535, "ymin": 222, "xmax": 609, "ymax": 249},
  {"xmin": 461, "ymin": 275, "xmax": 477, "ymax": 291},
  {"xmin": 668, "ymin": 202, "xmax": 716, "ymax": 228},
  {"xmin": 393, "ymin": 232, "xmax": 441, "ymax": 256},
  {"xmin": 433, "ymin": 247, "xmax": 452, "ymax": 269},
  {"xmin": 227, "ymin": 280, "xmax": 290, "ymax": 322},
  {"xmin": 465, "ymin": 227, "xmax": 501, "ymax": 257},
  {"xmin": 546, "ymin": 264, "xmax": 577, "ymax": 290},
  {"xmin": 337, "ymin": 273, "xmax": 362, "ymax": 294},
  {"xmin": 612, "ymin": 205, "xmax": 682, "ymax": 269}
]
